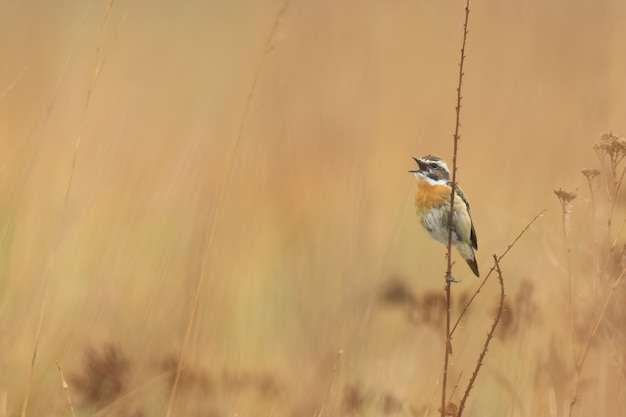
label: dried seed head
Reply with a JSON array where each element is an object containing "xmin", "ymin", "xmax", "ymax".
[
  {"xmin": 594, "ymin": 132, "xmax": 626, "ymax": 161},
  {"xmin": 554, "ymin": 188, "xmax": 578, "ymax": 205},
  {"xmin": 581, "ymin": 168, "xmax": 601, "ymax": 180},
  {"xmin": 554, "ymin": 188, "xmax": 577, "ymax": 235}
]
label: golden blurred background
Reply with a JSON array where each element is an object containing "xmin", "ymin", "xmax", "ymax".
[{"xmin": 1, "ymin": 0, "xmax": 625, "ymax": 416}]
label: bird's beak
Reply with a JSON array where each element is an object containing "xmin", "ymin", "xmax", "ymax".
[{"xmin": 409, "ymin": 156, "xmax": 424, "ymax": 173}]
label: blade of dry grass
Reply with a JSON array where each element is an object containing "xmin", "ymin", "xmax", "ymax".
[
  {"xmin": 164, "ymin": 2, "xmax": 291, "ymax": 416},
  {"xmin": 19, "ymin": 3, "xmax": 112, "ymax": 416},
  {"xmin": 55, "ymin": 361, "xmax": 76, "ymax": 417},
  {"xmin": 0, "ymin": 67, "xmax": 28, "ymax": 100}
]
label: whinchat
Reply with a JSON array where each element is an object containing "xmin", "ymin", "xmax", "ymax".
[{"xmin": 410, "ymin": 155, "xmax": 479, "ymax": 278}]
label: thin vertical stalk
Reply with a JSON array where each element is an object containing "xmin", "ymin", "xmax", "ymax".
[{"xmin": 441, "ymin": 1, "xmax": 471, "ymax": 416}]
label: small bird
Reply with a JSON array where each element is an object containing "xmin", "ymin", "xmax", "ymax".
[{"xmin": 409, "ymin": 155, "xmax": 479, "ymax": 278}]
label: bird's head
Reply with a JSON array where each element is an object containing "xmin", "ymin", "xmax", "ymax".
[{"xmin": 409, "ymin": 154, "xmax": 450, "ymax": 184}]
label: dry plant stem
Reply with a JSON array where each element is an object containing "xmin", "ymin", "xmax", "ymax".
[
  {"xmin": 579, "ymin": 263, "xmax": 626, "ymax": 367},
  {"xmin": 594, "ymin": 143, "xmax": 626, "ymax": 244},
  {"xmin": 164, "ymin": 2, "xmax": 290, "ymax": 416},
  {"xmin": 568, "ymin": 263, "xmax": 626, "ymax": 417},
  {"xmin": 441, "ymin": 2, "xmax": 471, "ymax": 416},
  {"xmin": 20, "ymin": 3, "xmax": 113, "ymax": 417},
  {"xmin": 612, "ymin": 218, "xmax": 626, "ymax": 248},
  {"xmin": 561, "ymin": 204, "xmax": 579, "ymax": 364},
  {"xmin": 56, "ymin": 361, "xmax": 76, "ymax": 417},
  {"xmin": 555, "ymin": 194, "xmax": 580, "ymax": 415},
  {"xmin": 315, "ymin": 350, "xmax": 343, "ymax": 417},
  {"xmin": 457, "ymin": 255, "xmax": 505, "ymax": 417},
  {"xmin": 450, "ymin": 209, "xmax": 546, "ymax": 336},
  {"xmin": 584, "ymin": 177, "xmax": 597, "ymax": 220},
  {"xmin": 449, "ymin": 372, "xmax": 464, "ymax": 403},
  {"xmin": 235, "ymin": 0, "xmax": 289, "ymax": 144},
  {"xmin": 441, "ymin": 284, "xmax": 453, "ymax": 417},
  {"xmin": 0, "ymin": 66, "xmax": 28, "ymax": 100},
  {"xmin": 607, "ymin": 164, "xmax": 626, "ymax": 233}
]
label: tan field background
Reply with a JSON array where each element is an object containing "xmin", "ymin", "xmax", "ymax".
[{"xmin": 1, "ymin": 0, "xmax": 626, "ymax": 416}]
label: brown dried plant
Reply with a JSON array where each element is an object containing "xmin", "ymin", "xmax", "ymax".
[
  {"xmin": 436, "ymin": 2, "xmax": 548, "ymax": 415},
  {"xmin": 593, "ymin": 132, "xmax": 626, "ymax": 241},
  {"xmin": 556, "ymin": 132, "xmax": 626, "ymax": 417},
  {"xmin": 70, "ymin": 344, "xmax": 130, "ymax": 409}
]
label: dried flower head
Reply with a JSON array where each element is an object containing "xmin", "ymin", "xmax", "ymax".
[
  {"xmin": 554, "ymin": 188, "xmax": 577, "ymax": 236},
  {"xmin": 554, "ymin": 188, "xmax": 577, "ymax": 205},
  {"xmin": 580, "ymin": 168, "xmax": 601, "ymax": 181},
  {"xmin": 593, "ymin": 132, "xmax": 626, "ymax": 170}
]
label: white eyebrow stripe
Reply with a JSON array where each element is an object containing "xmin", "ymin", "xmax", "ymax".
[
  {"xmin": 432, "ymin": 160, "xmax": 449, "ymax": 172},
  {"xmin": 419, "ymin": 157, "xmax": 450, "ymax": 173}
]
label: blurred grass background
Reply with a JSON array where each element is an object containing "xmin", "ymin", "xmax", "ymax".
[{"xmin": 1, "ymin": 0, "xmax": 625, "ymax": 416}]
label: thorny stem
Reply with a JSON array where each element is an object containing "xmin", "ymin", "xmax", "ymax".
[
  {"xmin": 457, "ymin": 255, "xmax": 505, "ymax": 417},
  {"xmin": 441, "ymin": 1, "xmax": 470, "ymax": 416}
]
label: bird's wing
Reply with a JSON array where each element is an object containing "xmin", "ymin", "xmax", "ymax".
[{"xmin": 451, "ymin": 183, "xmax": 478, "ymax": 250}]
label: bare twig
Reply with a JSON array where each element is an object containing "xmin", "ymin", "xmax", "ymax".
[
  {"xmin": 457, "ymin": 255, "xmax": 505, "ymax": 417},
  {"xmin": 451, "ymin": 209, "xmax": 546, "ymax": 336},
  {"xmin": 441, "ymin": 1, "xmax": 471, "ymax": 415}
]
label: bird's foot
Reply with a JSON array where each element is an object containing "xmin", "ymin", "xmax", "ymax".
[{"xmin": 445, "ymin": 273, "xmax": 460, "ymax": 284}]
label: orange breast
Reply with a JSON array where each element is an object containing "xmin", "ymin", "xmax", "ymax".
[{"xmin": 414, "ymin": 177, "xmax": 451, "ymax": 212}]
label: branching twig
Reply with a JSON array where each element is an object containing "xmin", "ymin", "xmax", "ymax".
[
  {"xmin": 457, "ymin": 255, "xmax": 505, "ymax": 417},
  {"xmin": 450, "ymin": 209, "xmax": 546, "ymax": 336}
]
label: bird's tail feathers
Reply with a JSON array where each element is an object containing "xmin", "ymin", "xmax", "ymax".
[
  {"xmin": 455, "ymin": 243, "xmax": 479, "ymax": 277},
  {"xmin": 465, "ymin": 257, "xmax": 479, "ymax": 277}
]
